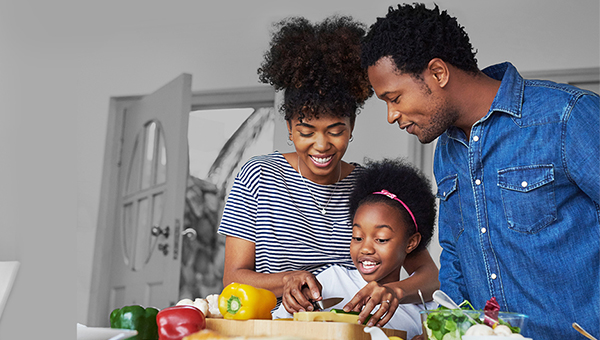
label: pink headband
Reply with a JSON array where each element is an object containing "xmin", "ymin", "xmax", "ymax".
[{"xmin": 372, "ymin": 189, "xmax": 418, "ymax": 232}]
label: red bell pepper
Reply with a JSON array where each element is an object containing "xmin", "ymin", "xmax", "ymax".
[{"xmin": 156, "ymin": 305, "xmax": 206, "ymax": 340}]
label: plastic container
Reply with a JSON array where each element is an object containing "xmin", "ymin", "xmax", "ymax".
[{"xmin": 420, "ymin": 309, "xmax": 529, "ymax": 340}]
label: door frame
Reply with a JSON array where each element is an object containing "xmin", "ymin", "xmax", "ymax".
[{"xmin": 87, "ymin": 85, "xmax": 274, "ymax": 326}]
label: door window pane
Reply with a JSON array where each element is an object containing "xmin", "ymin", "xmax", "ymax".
[
  {"xmin": 151, "ymin": 192, "xmax": 164, "ymax": 248},
  {"xmin": 141, "ymin": 122, "xmax": 157, "ymax": 190},
  {"xmin": 122, "ymin": 120, "xmax": 169, "ymax": 271},
  {"xmin": 126, "ymin": 139, "xmax": 141, "ymax": 195},
  {"xmin": 122, "ymin": 203, "xmax": 134, "ymax": 266},
  {"xmin": 133, "ymin": 197, "xmax": 149, "ymax": 271},
  {"xmin": 156, "ymin": 130, "xmax": 167, "ymax": 184}
]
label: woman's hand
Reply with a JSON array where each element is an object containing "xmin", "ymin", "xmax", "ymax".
[
  {"xmin": 342, "ymin": 281, "xmax": 398, "ymax": 327},
  {"xmin": 281, "ymin": 271, "xmax": 322, "ymax": 313}
]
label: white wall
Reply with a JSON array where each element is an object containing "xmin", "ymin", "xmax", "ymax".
[{"xmin": 1, "ymin": 0, "xmax": 597, "ymax": 337}]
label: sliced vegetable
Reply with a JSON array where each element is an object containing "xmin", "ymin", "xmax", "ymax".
[
  {"xmin": 330, "ymin": 309, "xmax": 372, "ymax": 324},
  {"xmin": 156, "ymin": 305, "xmax": 206, "ymax": 340},
  {"xmin": 218, "ymin": 282, "xmax": 276, "ymax": 320},
  {"xmin": 294, "ymin": 311, "xmax": 361, "ymax": 323},
  {"xmin": 109, "ymin": 305, "xmax": 159, "ymax": 340}
]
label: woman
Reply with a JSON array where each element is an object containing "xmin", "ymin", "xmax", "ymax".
[{"xmin": 218, "ymin": 16, "xmax": 439, "ymax": 327}]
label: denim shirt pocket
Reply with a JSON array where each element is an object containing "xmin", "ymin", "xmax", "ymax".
[
  {"xmin": 497, "ymin": 164, "xmax": 557, "ymax": 233},
  {"xmin": 436, "ymin": 174, "xmax": 464, "ymax": 241}
]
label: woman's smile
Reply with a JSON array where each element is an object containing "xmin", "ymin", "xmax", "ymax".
[{"xmin": 310, "ymin": 154, "xmax": 334, "ymax": 167}]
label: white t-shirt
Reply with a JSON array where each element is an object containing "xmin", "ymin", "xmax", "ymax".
[{"xmin": 272, "ymin": 265, "xmax": 437, "ymax": 339}]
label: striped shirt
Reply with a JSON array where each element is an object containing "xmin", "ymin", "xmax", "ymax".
[{"xmin": 218, "ymin": 151, "xmax": 362, "ymax": 276}]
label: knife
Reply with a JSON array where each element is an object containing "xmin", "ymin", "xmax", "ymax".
[{"xmin": 311, "ymin": 297, "xmax": 344, "ymax": 311}]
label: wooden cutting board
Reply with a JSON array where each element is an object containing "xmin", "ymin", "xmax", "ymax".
[{"xmin": 206, "ymin": 318, "xmax": 407, "ymax": 340}]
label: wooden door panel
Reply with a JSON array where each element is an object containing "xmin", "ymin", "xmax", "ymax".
[{"xmin": 107, "ymin": 74, "xmax": 191, "ymax": 313}]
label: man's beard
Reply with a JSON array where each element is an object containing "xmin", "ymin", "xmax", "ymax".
[{"xmin": 417, "ymin": 100, "xmax": 459, "ymax": 144}]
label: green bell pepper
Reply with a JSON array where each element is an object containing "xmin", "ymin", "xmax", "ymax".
[{"xmin": 109, "ymin": 305, "xmax": 159, "ymax": 340}]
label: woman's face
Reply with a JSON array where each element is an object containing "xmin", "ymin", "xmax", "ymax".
[
  {"xmin": 288, "ymin": 113, "xmax": 353, "ymax": 184},
  {"xmin": 350, "ymin": 202, "xmax": 419, "ymax": 284}
]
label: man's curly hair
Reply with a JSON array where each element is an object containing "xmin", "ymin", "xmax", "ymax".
[
  {"xmin": 361, "ymin": 3, "xmax": 479, "ymax": 77},
  {"xmin": 349, "ymin": 158, "xmax": 436, "ymax": 255},
  {"xmin": 258, "ymin": 16, "xmax": 373, "ymax": 122}
]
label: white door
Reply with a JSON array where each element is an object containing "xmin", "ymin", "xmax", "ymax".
[{"xmin": 104, "ymin": 74, "xmax": 191, "ymax": 317}]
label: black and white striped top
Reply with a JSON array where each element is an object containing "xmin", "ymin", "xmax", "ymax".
[{"xmin": 218, "ymin": 151, "xmax": 362, "ymax": 275}]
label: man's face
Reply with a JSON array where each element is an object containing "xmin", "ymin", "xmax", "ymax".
[{"xmin": 367, "ymin": 57, "xmax": 458, "ymax": 144}]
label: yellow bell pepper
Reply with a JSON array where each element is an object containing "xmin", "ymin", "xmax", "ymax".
[{"xmin": 218, "ymin": 282, "xmax": 277, "ymax": 320}]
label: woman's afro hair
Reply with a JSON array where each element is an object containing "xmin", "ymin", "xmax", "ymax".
[
  {"xmin": 362, "ymin": 3, "xmax": 479, "ymax": 77},
  {"xmin": 258, "ymin": 16, "xmax": 373, "ymax": 122},
  {"xmin": 349, "ymin": 158, "xmax": 436, "ymax": 255}
]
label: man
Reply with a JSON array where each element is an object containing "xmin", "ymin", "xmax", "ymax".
[{"xmin": 361, "ymin": 3, "xmax": 599, "ymax": 339}]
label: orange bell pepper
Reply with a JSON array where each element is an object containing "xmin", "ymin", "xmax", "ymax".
[{"xmin": 218, "ymin": 282, "xmax": 276, "ymax": 320}]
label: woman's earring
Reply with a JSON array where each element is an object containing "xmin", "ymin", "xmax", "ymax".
[
  {"xmin": 349, "ymin": 135, "xmax": 354, "ymax": 143},
  {"xmin": 287, "ymin": 137, "xmax": 293, "ymax": 146}
]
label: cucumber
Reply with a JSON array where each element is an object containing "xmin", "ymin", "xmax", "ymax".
[{"xmin": 330, "ymin": 309, "xmax": 373, "ymax": 324}]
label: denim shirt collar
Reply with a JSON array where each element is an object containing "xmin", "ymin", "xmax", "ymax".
[
  {"xmin": 445, "ymin": 62, "xmax": 525, "ymax": 141},
  {"xmin": 483, "ymin": 62, "xmax": 524, "ymax": 119}
]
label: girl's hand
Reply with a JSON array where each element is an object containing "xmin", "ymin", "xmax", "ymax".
[
  {"xmin": 281, "ymin": 271, "xmax": 322, "ymax": 313},
  {"xmin": 343, "ymin": 281, "xmax": 399, "ymax": 327}
]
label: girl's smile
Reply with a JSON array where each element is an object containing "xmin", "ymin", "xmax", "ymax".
[{"xmin": 357, "ymin": 258, "xmax": 381, "ymax": 274}]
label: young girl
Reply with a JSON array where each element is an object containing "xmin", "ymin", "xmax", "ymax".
[{"xmin": 273, "ymin": 158, "xmax": 437, "ymax": 339}]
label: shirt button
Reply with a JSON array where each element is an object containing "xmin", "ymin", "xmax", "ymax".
[
  {"xmin": 475, "ymin": 179, "xmax": 481, "ymax": 185},
  {"xmin": 473, "ymin": 136, "xmax": 479, "ymax": 142},
  {"xmin": 481, "ymin": 228, "xmax": 487, "ymax": 234},
  {"xmin": 521, "ymin": 181, "xmax": 528, "ymax": 187},
  {"xmin": 491, "ymin": 273, "xmax": 497, "ymax": 280}
]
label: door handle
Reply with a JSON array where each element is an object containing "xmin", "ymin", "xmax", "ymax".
[
  {"xmin": 151, "ymin": 225, "xmax": 170, "ymax": 239},
  {"xmin": 182, "ymin": 228, "xmax": 197, "ymax": 241}
]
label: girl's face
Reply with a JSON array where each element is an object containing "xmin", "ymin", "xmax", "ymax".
[
  {"xmin": 288, "ymin": 113, "xmax": 353, "ymax": 184},
  {"xmin": 350, "ymin": 202, "xmax": 420, "ymax": 284}
]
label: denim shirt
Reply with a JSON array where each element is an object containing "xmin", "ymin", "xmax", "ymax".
[{"xmin": 434, "ymin": 62, "xmax": 599, "ymax": 339}]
